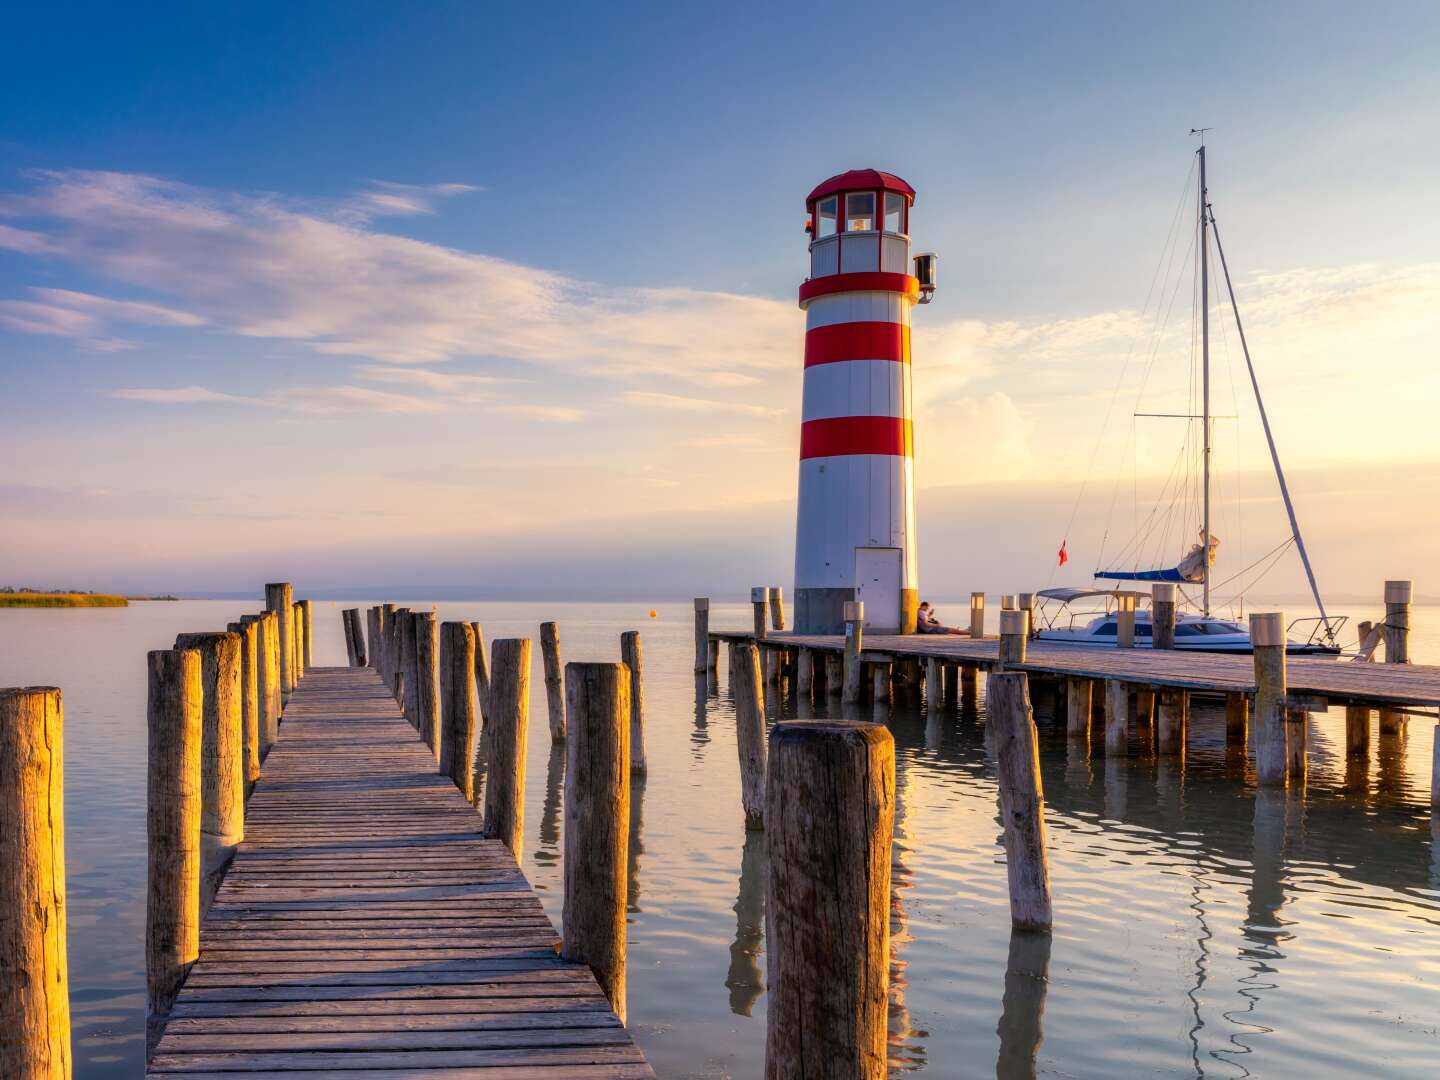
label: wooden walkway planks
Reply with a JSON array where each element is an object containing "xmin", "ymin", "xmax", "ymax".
[
  {"xmin": 712, "ymin": 630, "xmax": 1440, "ymax": 707},
  {"xmin": 148, "ymin": 666, "xmax": 655, "ymax": 1079}
]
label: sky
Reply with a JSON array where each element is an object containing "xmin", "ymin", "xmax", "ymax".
[{"xmin": 2, "ymin": 2, "xmax": 1439, "ymax": 606}]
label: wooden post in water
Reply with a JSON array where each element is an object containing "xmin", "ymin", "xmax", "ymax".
[
  {"xmin": 1152, "ymin": 583, "xmax": 1177, "ymax": 649},
  {"xmin": 1286, "ymin": 709, "xmax": 1308, "ymax": 783},
  {"xmin": 470, "ymin": 621, "xmax": 491, "ymax": 727},
  {"xmin": 1381, "ymin": 580, "xmax": 1412, "ymax": 734},
  {"xmin": 300, "ymin": 599, "xmax": 314, "ymax": 670},
  {"xmin": 0, "ymin": 686, "xmax": 70, "ymax": 1078},
  {"xmin": 350, "ymin": 608, "xmax": 366, "ymax": 667},
  {"xmin": 731, "ymin": 643, "xmax": 767, "ymax": 831},
  {"xmin": 751, "ymin": 587, "xmax": 769, "ymax": 641},
  {"xmin": 1104, "ymin": 680, "xmax": 1128, "ymax": 755},
  {"xmin": 540, "ymin": 621, "xmax": 566, "ymax": 741},
  {"xmin": 1115, "ymin": 592, "xmax": 1137, "ymax": 648},
  {"xmin": 998, "ymin": 609, "xmax": 1028, "ymax": 670},
  {"xmin": 415, "ymin": 612, "xmax": 441, "ymax": 760},
  {"xmin": 439, "ymin": 622, "xmax": 477, "ymax": 800},
  {"xmin": 1251, "ymin": 612, "xmax": 1288, "ymax": 786},
  {"xmin": 988, "ymin": 673, "xmax": 1052, "ymax": 931},
  {"xmin": 970, "ymin": 592, "xmax": 986, "ymax": 639},
  {"xmin": 620, "ymin": 631, "xmax": 648, "ymax": 773},
  {"xmin": 1157, "ymin": 690, "xmax": 1188, "ymax": 757},
  {"xmin": 1225, "ymin": 693, "xmax": 1248, "ymax": 747},
  {"xmin": 341, "ymin": 608, "xmax": 358, "ymax": 666},
  {"xmin": 825, "ymin": 653, "xmax": 843, "ymax": 698},
  {"xmin": 871, "ymin": 662, "xmax": 891, "ymax": 707},
  {"xmin": 227, "ymin": 619, "xmax": 261, "ymax": 787},
  {"xmin": 926, "ymin": 658, "xmax": 942, "ymax": 714},
  {"xmin": 266, "ymin": 582, "xmax": 294, "ymax": 699},
  {"xmin": 1066, "ymin": 678, "xmax": 1092, "ymax": 738},
  {"xmin": 562, "ymin": 662, "xmax": 630, "ymax": 1021},
  {"xmin": 694, "ymin": 598, "xmax": 710, "ymax": 673},
  {"xmin": 765, "ymin": 720, "xmax": 894, "ymax": 1078},
  {"xmin": 484, "ymin": 639, "xmax": 532, "ymax": 859},
  {"xmin": 1345, "ymin": 705, "xmax": 1371, "ymax": 758},
  {"xmin": 842, "ymin": 600, "xmax": 865, "ymax": 704},
  {"xmin": 144, "ymin": 651, "xmax": 200, "ymax": 1060},
  {"xmin": 174, "ymin": 631, "xmax": 244, "ymax": 909},
  {"xmin": 769, "ymin": 586, "xmax": 786, "ymax": 632}
]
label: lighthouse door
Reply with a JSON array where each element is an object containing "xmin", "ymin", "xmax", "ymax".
[{"xmin": 853, "ymin": 547, "xmax": 902, "ymax": 633}]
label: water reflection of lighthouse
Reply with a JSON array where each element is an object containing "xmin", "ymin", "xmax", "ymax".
[{"xmin": 794, "ymin": 169, "xmax": 936, "ymax": 635}]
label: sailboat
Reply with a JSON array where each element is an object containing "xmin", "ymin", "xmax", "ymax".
[{"xmin": 1033, "ymin": 139, "xmax": 1344, "ymax": 656}]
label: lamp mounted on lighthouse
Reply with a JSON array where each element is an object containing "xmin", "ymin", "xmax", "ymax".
[{"xmin": 794, "ymin": 169, "xmax": 935, "ymax": 635}]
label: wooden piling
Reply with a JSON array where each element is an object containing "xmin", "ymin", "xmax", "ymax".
[
  {"xmin": 291, "ymin": 601, "xmax": 304, "ymax": 681},
  {"xmin": 751, "ymin": 587, "xmax": 769, "ymax": 641},
  {"xmin": 707, "ymin": 638, "xmax": 720, "ymax": 675},
  {"xmin": 484, "ymin": 639, "xmax": 532, "ymax": 859},
  {"xmin": 400, "ymin": 611, "xmax": 419, "ymax": 725},
  {"xmin": 1001, "ymin": 594, "xmax": 1016, "ymax": 610},
  {"xmin": 1104, "ymin": 679, "xmax": 1128, "ymax": 755},
  {"xmin": 797, "ymin": 648, "xmax": 815, "ymax": 699},
  {"xmin": 415, "ymin": 612, "xmax": 441, "ymax": 760},
  {"xmin": 988, "ymin": 674, "xmax": 1052, "ymax": 931},
  {"xmin": 144, "ymin": 651, "xmax": 200, "ymax": 1060},
  {"xmin": 769, "ymin": 586, "xmax": 786, "ymax": 632},
  {"xmin": 439, "ymin": 622, "xmax": 477, "ymax": 800},
  {"xmin": 226, "ymin": 619, "xmax": 261, "ymax": 785},
  {"xmin": 694, "ymin": 597, "xmax": 710, "ymax": 673},
  {"xmin": 732, "ymin": 643, "xmax": 767, "ymax": 831},
  {"xmin": 0, "ymin": 686, "xmax": 70, "ymax": 1078},
  {"xmin": 380, "ymin": 603, "xmax": 395, "ymax": 678},
  {"xmin": 620, "ymin": 631, "xmax": 648, "ymax": 773},
  {"xmin": 174, "ymin": 631, "xmax": 244, "ymax": 908},
  {"xmin": 842, "ymin": 600, "xmax": 865, "ymax": 704},
  {"xmin": 998, "ymin": 609, "xmax": 1028, "ymax": 670},
  {"xmin": 1286, "ymin": 710, "xmax": 1309, "ymax": 783},
  {"xmin": 926, "ymin": 658, "xmax": 942, "ymax": 714},
  {"xmin": 1115, "ymin": 592, "xmax": 1137, "ymax": 649},
  {"xmin": 871, "ymin": 662, "xmax": 891, "ymax": 706},
  {"xmin": 1381, "ymin": 580, "xmax": 1412, "ymax": 734},
  {"xmin": 1152, "ymin": 583, "xmax": 1177, "ymax": 650},
  {"xmin": 765, "ymin": 720, "xmax": 894, "ymax": 1078},
  {"xmin": 470, "ymin": 621, "xmax": 491, "ymax": 727},
  {"xmin": 300, "ymin": 599, "xmax": 314, "ymax": 670},
  {"xmin": 350, "ymin": 608, "xmax": 366, "ymax": 667},
  {"xmin": 265, "ymin": 582, "xmax": 294, "ymax": 698},
  {"xmin": 1251, "ymin": 613, "xmax": 1288, "ymax": 786},
  {"xmin": 1346, "ymin": 705, "xmax": 1371, "ymax": 758},
  {"xmin": 243, "ymin": 613, "xmax": 276, "ymax": 761},
  {"xmin": 1066, "ymin": 677, "xmax": 1092, "ymax": 738},
  {"xmin": 261, "ymin": 611, "xmax": 281, "ymax": 742},
  {"xmin": 1226, "ymin": 692, "xmax": 1248, "ymax": 747},
  {"xmin": 540, "ymin": 621, "xmax": 566, "ymax": 741},
  {"xmin": 825, "ymin": 653, "xmax": 843, "ymax": 698},
  {"xmin": 341, "ymin": 607, "xmax": 358, "ymax": 666},
  {"xmin": 561, "ymin": 662, "xmax": 631, "ymax": 1021},
  {"xmin": 367, "ymin": 607, "xmax": 381, "ymax": 671},
  {"xmin": 970, "ymin": 592, "xmax": 986, "ymax": 639},
  {"xmin": 1157, "ymin": 689, "xmax": 1188, "ymax": 757}
]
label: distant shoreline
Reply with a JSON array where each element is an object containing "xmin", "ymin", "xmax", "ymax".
[{"xmin": 0, "ymin": 592, "xmax": 132, "ymax": 608}]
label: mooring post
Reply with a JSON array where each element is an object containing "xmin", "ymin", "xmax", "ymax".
[
  {"xmin": 300, "ymin": 599, "xmax": 314, "ymax": 670},
  {"xmin": 970, "ymin": 591, "xmax": 986, "ymax": 639},
  {"xmin": 707, "ymin": 638, "xmax": 720, "ymax": 676},
  {"xmin": 265, "ymin": 582, "xmax": 294, "ymax": 700},
  {"xmin": 389, "ymin": 608, "xmax": 409, "ymax": 704},
  {"xmin": 540, "ymin": 621, "xmax": 566, "ymax": 741},
  {"xmin": 989, "ymin": 673, "xmax": 1052, "ymax": 931},
  {"xmin": 796, "ymin": 648, "xmax": 815, "ymax": 699},
  {"xmin": 469, "ymin": 621, "xmax": 491, "ymax": 726},
  {"xmin": 485, "ymin": 639, "xmax": 532, "ymax": 859},
  {"xmin": 416, "ymin": 612, "xmax": 441, "ymax": 760},
  {"xmin": 291, "ymin": 601, "xmax": 304, "ymax": 682},
  {"xmin": 1115, "ymin": 592, "xmax": 1137, "ymax": 648},
  {"xmin": 0, "ymin": 686, "xmax": 70, "ymax": 1078},
  {"xmin": 1380, "ymin": 579, "xmax": 1412, "ymax": 734},
  {"xmin": 1152, "ymin": 583, "xmax": 1177, "ymax": 649},
  {"xmin": 926, "ymin": 658, "xmax": 942, "ymax": 714},
  {"xmin": 1157, "ymin": 689, "xmax": 1188, "ymax": 757},
  {"xmin": 769, "ymin": 586, "xmax": 786, "ymax": 632},
  {"xmin": 620, "ymin": 631, "xmax": 648, "ymax": 773},
  {"xmin": 732, "ymin": 642, "xmax": 767, "ymax": 831},
  {"xmin": 998, "ymin": 609, "xmax": 1028, "ymax": 670},
  {"xmin": 350, "ymin": 608, "xmax": 366, "ymax": 667},
  {"xmin": 227, "ymin": 619, "xmax": 261, "ymax": 787},
  {"xmin": 380, "ymin": 603, "xmax": 395, "ymax": 677},
  {"xmin": 765, "ymin": 720, "xmax": 894, "ymax": 1078},
  {"xmin": 243, "ymin": 613, "xmax": 276, "ymax": 761},
  {"xmin": 872, "ymin": 662, "xmax": 891, "ymax": 706},
  {"xmin": 1017, "ymin": 593, "xmax": 1035, "ymax": 636},
  {"xmin": 825, "ymin": 653, "xmax": 843, "ymax": 698},
  {"xmin": 439, "ymin": 622, "xmax": 477, "ymax": 800},
  {"xmin": 842, "ymin": 600, "xmax": 865, "ymax": 704},
  {"xmin": 262, "ymin": 611, "xmax": 282, "ymax": 741},
  {"xmin": 1226, "ymin": 692, "xmax": 1248, "ymax": 747},
  {"xmin": 1346, "ymin": 705, "xmax": 1371, "ymax": 758},
  {"xmin": 1251, "ymin": 612, "xmax": 1288, "ymax": 786},
  {"xmin": 750, "ymin": 587, "xmax": 769, "ymax": 642},
  {"xmin": 1066, "ymin": 677, "xmax": 1092, "ymax": 738},
  {"xmin": 367, "ymin": 607, "xmax": 381, "ymax": 671},
  {"xmin": 1104, "ymin": 679, "xmax": 1128, "ymax": 755},
  {"xmin": 562, "ymin": 662, "xmax": 631, "ymax": 1021},
  {"xmin": 401, "ymin": 612, "xmax": 420, "ymax": 726},
  {"xmin": 693, "ymin": 598, "xmax": 710, "ymax": 674},
  {"xmin": 144, "ymin": 651, "xmax": 200, "ymax": 1061},
  {"xmin": 1286, "ymin": 709, "xmax": 1308, "ymax": 783},
  {"xmin": 341, "ymin": 607, "xmax": 357, "ymax": 666}
]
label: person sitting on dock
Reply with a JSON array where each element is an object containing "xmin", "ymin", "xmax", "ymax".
[{"xmin": 918, "ymin": 601, "xmax": 965, "ymax": 635}]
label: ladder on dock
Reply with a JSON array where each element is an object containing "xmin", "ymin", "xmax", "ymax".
[{"xmin": 146, "ymin": 666, "xmax": 655, "ymax": 1078}]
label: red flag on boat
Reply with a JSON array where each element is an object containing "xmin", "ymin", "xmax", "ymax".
[{"xmin": 1057, "ymin": 540, "xmax": 1068, "ymax": 567}]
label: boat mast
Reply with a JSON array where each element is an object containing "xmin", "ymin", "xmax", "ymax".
[{"xmin": 1198, "ymin": 139, "xmax": 1212, "ymax": 617}]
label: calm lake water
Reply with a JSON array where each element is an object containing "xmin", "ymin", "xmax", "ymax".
[{"xmin": 1, "ymin": 599, "xmax": 1437, "ymax": 1077}]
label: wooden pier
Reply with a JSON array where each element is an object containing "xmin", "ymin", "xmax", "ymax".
[{"xmin": 146, "ymin": 665, "xmax": 654, "ymax": 1078}]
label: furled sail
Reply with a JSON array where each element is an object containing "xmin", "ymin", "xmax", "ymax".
[{"xmin": 1095, "ymin": 534, "xmax": 1218, "ymax": 584}]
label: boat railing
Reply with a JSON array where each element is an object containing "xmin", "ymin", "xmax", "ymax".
[{"xmin": 1287, "ymin": 613, "xmax": 1347, "ymax": 648}]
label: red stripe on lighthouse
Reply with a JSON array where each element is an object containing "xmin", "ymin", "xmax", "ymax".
[
  {"xmin": 798, "ymin": 272, "xmax": 919, "ymax": 307},
  {"xmin": 799, "ymin": 416, "xmax": 913, "ymax": 460},
  {"xmin": 804, "ymin": 322, "xmax": 910, "ymax": 368}
]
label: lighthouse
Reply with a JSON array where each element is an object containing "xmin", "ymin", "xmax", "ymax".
[{"xmin": 794, "ymin": 169, "xmax": 935, "ymax": 635}]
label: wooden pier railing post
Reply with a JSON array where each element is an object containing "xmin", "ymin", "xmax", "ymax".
[
  {"xmin": 1251, "ymin": 613, "xmax": 1288, "ymax": 786},
  {"xmin": 769, "ymin": 586, "xmax": 786, "ymax": 632},
  {"xmin": 175, "ymin": 631, "xmax": 244, "ymax": 909},
  {"xmin": 401, "ymin": 612, "xmax": 419, "ymax": 726},
  {"xmin": 989, "ymin": 673, "xmax": 1052, "ymax": 931},
  {"xmin": 381, "ymin": 603, "xmax": 397, "ymax": 681},
  {"xmin": 562, "ymin": 662, "xmax": 631, "ymax": 1021},
  {"xmin": 1226, "ymin": 692, "xmax": 1248, "ymax": 747},
  {"xmin": 266, "ymin": 582, "xmax": 294, "ymax": 700},
  {"xmin": 998, "ymin": 609, "xmax": 1028, "ymax": 670},
  {"xmin": 1152, "ymin": 583, "xmax": 1177, "ymax": 649},
  {"xmin": 342, "ymin": 607, "xmax": 358, "ymax": 666},
  {"xmin": 1001, "ymin": 594, "xmax": 1016, "ymax": 611},
  {"xmin": 970, "ymin": 592, "xmax": 986, "ymax": 639},
  {"xmin": 1066, "ymin": 677, "xmax": 1092, "ymax": 738},
  {"xmin": 765, "ymin": 720, "xmax": 894, "ymax": 1078},
  {"xmin": 842, "ymin": 600, "xmax": 865, "ymax": 704},
  {"xmin": 693, "ymin": 597, "xmax": 710, "ymax": 673},
  {"xmin": 439, "ymin": 622, "xmax": 477, "ymax": 800},
  {"xmin": 300, "ymin": 599, "xmax": 314, "ymax": 670},
  {"xmin": 1115, "ymin": 592, "xmax": 1137, "ymax": 649},
  {"xmin": 1104, "ymin": 679, "xmax": 1128, "ymax": 755},
  {"xmin": 470, "ymin": 621, "xmax": 491, "ymax": 727},
  {"xmin": 1157, "ymin": 689, "xmax": 1188, "ymax": 757},
  {"xmin": 388, "ymin": 607, "xmax": 408, "ymax": 702},
  {"xmin": 262, "ymin": 611, "xmax": 282, "ymax": 743},
  {"xmin": 484, "ymin": 639, "xmax": 532, "ymax": 858},
  {"xmin": 367, "ymin": 607, "xmax": 381, "ymax": 671},
  {"xmin": 540, "ymin": 621, "xmax": 566, "ymax": 741},
  {"xmin": 350, "ymin": 608, "xmax": 366, "ymax": 667},
  {"xmin": 144, "ymin": 651, "xmax": 200, "ymax": 1060},
  {"xmin": 244, "ymin": 613, "xmax": 277, "ymax": 761},
  {"xmin": 1381, "ymin": 580, "xmax": 1412, "ymax": 734},
  {"xmin": 416, "ymin": 612, "xmax": 441, "ymax": 760},
  {"xmin": 751, "ymin": 587, "xmax": 769, "ymax": 641},
  {"xmin": 291, "ymin": 601, "xmax": 304, "ymax": 682},
  {"xmin": 0, "ymin": 686, "xmax": 70, "ymax": 1078},
  {"xmin": 227, "ymin": 619, "xmax": 261, "ymax": 788},
  {"xmin": 731, "ymin": 643, "xmax": 767, "ymax": 831},
  {"xmin": 620, "ymin": 631, "xmax": 648, "ymax": 773}
]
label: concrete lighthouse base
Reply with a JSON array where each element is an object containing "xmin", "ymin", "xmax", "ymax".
[{"xmin": 796, "ymin": 588, "xmax": 919, "ymax": 636}]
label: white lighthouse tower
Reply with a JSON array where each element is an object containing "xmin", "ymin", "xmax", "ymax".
[{"xmin": 794, "ymin": 169, "xmax": 935, "ymax": 635}]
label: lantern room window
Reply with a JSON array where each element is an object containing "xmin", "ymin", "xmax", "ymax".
[
  {"xmin": 816, "ymin": 197, "xmax": 838, "ymax": 238},
  {"xmin": 884, "ymin": 192, "xmax": 905, "ymax": 234},
  {"xmin": 845, "ymin": 192, "xmax": 875, "ymax": 232}
]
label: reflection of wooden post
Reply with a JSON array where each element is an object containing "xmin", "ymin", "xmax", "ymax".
[
  {"xmin": 693, "ymin": 598, "xmax": 710, "ymax": 674},
  {"xmin": 842, "ymin": 601, "xmax": 865, "ymax": 704},
  {"xmin": 1381, "ymin": 580, "xmax": 1412, "ymax": 733},
  {"xmin": 540, "ymin": 622, "xmax": 566, "ymax": 741},
  {"xmin": 1226, "ymin": 692, "xmax": 1248, "ymax": 747},
  {"xmin": 769, "ymin": 586, "xmax": 786, "ymax": 632},
  {"xmin": 1066, "ymin": 678, "xmax": 1092, "ymax": 738},
  {"xmin": 765, "ymin": 720, "xmax": 894, "ymax": 1078},
  {"xmin": 1151, "ymin": 583, "xmax": 1177, "ymax": 649},
  {"xmin": 970, "ymin": 592, "xmax": 986, "ymax": 639},
  {"xmin": 1115, "ymin": 592, "xmax": 1136, "ymax": 649},
  {"xmin": 144, "ymin": 652, "xmax": 199, "ymax": 1060},
  {"xmin": 726, "ymin": 830, "xmax": 767, "ymax": 1017},
  {"xmin": 439, "ymin": 622, "xmax": 477, "ymax": 800},
  {"xmin": 620, "ymin": 631, "xmax": 647, "ymax": 773},
  {"xmin": 1104, "ymin": 680, "xmax": 1128, "ymax": 755},
  {"xmin": 484, "ymin": 639, "xmax": 531, "ymax": 859},
  {"xmin": 1251, "ymin": 613, "xmax": 1288, "ymax": 786},
  {"xmin": 562, "ymin": 662, "xmax": 630, "ymax": 1021},
  {"xmin": 175, "ymin": 631, "xmax": 243, "ymax": 909},
  {"xmin": 990, "ymin": 673, "xmax": 1052, "ymax": 930},
  {"xmin": 0, "ymin": 686, "xmax": 71, "ymax": 1077},
  {"xmin": 1157, "ymin": 689, "xmax": 1188, "ymax": 757},
  {"xmin": 998, "ymin": 609, "xmax": 1028, "ymax": 670},
  {"xmin": 732, "ymin": 643, "xmax": 767, "ymax": 831},
  {"xmin": 996, "ymin": 928, "xmax": 1051, "ymax": 1080}
]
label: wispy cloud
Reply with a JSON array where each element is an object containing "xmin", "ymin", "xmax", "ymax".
[
  {"xmin": 616, "ymin": 390, "xmax": 781, "ymax": 417},
  {"xmin": 344, "ymin": 180, "xmax": 481, "ymax": 221},
  {"xmin": 111, "ymin": 385, "xmax": 257, "ymax": 405},
  {"xmin": 32, "ymin": 287, "xmax": 206, "ymax": 327},
  {"xmin": 489, "ymin": 404, "xmax": 585, "ymax": 423},
  {"xmin": 109, "ymin": 384, "xmax": 441, "ymax": 414},
  {"xmin": 353, "ymin": 364, "xmax": 516, "ymax": 394},
  {"xmin": 0, "ymin": 299, "xmax": 135, "ymax": 351}
]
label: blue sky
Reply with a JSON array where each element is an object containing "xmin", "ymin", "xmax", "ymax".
[{"xmin": 3, "ymin": 2, "xmax": 1439, "ymax": 597}]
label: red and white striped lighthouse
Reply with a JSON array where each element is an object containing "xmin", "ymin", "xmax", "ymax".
[{"xmin": 794, "ymin": 169, "xmax": 935, "ymax": 635}]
